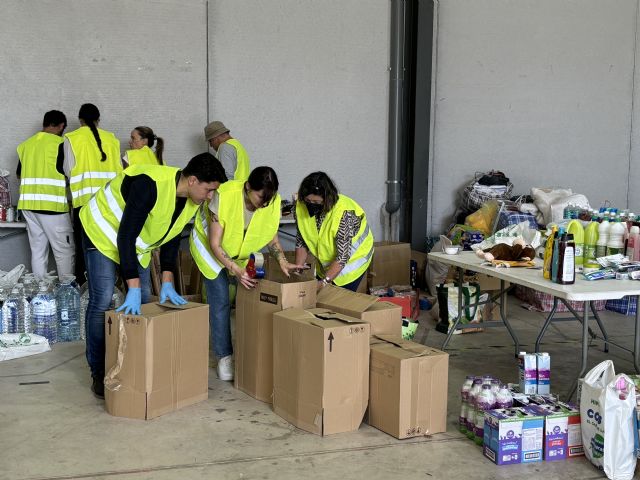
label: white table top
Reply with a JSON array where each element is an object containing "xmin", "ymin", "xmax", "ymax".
[
  {"xmin": 429, "ymin": 251, "xmax": 640, "ymax": 301},
  {"xmin": 0, "ymin": 221, "xmax": 26, "ymax": 229}
]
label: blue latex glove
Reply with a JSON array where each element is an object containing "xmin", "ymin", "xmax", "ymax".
[
  {"xmin": 116, "ymin": 287, "xmax": 142, "ymax": 315},
  {"xmin": 160, "ymin": 282, "xmax": 188, "ymax": 305}
]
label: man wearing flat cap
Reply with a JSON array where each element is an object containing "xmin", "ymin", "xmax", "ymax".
[{"xmin": 204, "ymin": 121, "xmax": 250, "ymax": 182}]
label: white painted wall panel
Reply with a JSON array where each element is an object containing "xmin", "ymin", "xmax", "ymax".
[
  {"xmin": 429, "ymin": 0, "xmax": 637, "ymax": 234},
  {"xmin": 208, "ymin": 0, "xmax": 390, "ymax": 240},
  {"xmin": 0, "ymin": 0, "xmax": 207, "ymax": 270}
]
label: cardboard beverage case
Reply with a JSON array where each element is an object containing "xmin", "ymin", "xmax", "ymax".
[
  {"xmin": 104, "ymin": 302, "xmax": 209, "ymax": 420},
  {"xmin": 316, "ymin": 284, "xmax": 402, "ymax": 336},
  {"xmin": 272, "ymin": 308, "xmax": 370, "ymax": 436},
  {"xmin": 370, "ymin": 242, "xmax": 411, "ymax": 287},
  {"xmin": 528, "ymin": 402, "xmax": 583, "ymax": 460},
  {"xmin": 483, "ymin": 407, "xmax": 544, "ymax": 465},
  {"xmin": 368, "ymin": 335, "xmax": 449, "ymax": 438},
  {"xmin": 235, "ymin": 255, "xmax": 316, "ymax": 403}
]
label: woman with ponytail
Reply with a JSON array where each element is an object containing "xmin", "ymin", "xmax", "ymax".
[
  {"xmin": 122, "ymin": 126, "xmax": 164, "ymax": 168},
  {"xmin": 64, "ymin": 103, "xmax": 122, "ymax": 280}
]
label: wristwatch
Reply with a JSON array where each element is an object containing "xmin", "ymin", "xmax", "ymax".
[{"xmin": 321, "ymin": 276, "xmax": 331, "ymax": 286}]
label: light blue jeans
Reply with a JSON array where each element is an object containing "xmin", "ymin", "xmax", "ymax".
[
  {"xmin": 83, "ymin": 234, "xmax": 151, "ymax": 378},
  {"xmin": 204, "ymin": 269, "xmax": 233, "ymax": 359}
]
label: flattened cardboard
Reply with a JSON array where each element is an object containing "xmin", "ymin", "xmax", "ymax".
[
  {"xmin": 370, "ymin": 242, "xmax": 411, "ymax": 287},
  {"xmin": 272, "ymin": 307, "xmax": 370, "ymax": 436},
  {"xmin": 369, "ymin": 335, "xmax": 449, "ymax": 438},
  {"xmin": 104, "ymin": 302, "xmax": 209, "ymax": 420},
  {"xmin": 263, "ymin": 251, "xmax": 316, "ymax": 283},
  {"xmin": 234, "ymin": 279, "xmax": 316, "ymax": 403},
  {"xmin": 316, "ymin": 285, "xmax": 402, "ymax": 336}
]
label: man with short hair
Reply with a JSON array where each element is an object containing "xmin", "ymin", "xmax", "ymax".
[
  {"xmin": 204, "ymin": 121, "xmax": 250, "ymax": 182},
  {"xmin": 80, "ymin": 152, "xmax": 226, "ymax": 398},
  {"xmin": 16, "ymin": 110, "xmax": 75, "ymax": 279}
]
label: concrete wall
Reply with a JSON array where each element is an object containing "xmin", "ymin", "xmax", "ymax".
[
  {"xmin": 428, "ymin": 0, "xmax": 639, "ymax": 235},
  {"xmin": 0, "ymin": 0, "xmax": 390, "ymax": 271}
]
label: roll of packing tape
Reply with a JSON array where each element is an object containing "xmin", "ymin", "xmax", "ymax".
[{"xmin": 250, "ymin": 252, "xmax": 265, "ymax": 268}]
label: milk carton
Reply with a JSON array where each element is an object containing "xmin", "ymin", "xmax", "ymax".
[
  {"xmin": 483, "ymin": 407, "xmax": 544, "ymax": 465},
  {"xmin": 536, "ymin": 353, "xmax": 551, "ymax": 395},
  {"xmin": 518, "ymin": 352, "xmax": 537, "ymax": 394}
]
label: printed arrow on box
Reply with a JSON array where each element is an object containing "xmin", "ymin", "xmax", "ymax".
[
  {"xmin": 107, "ymin": 318, "xmax": 112, "ymax": 335},
  {"xmin": 328, "ymin": 332, "xmax": 334, "ymax": 352}
]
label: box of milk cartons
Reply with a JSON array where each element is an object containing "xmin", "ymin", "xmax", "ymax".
[
  {"xmin": 518, "ymin": 352, "xmax": 537, "ymax": 394},
  {"xmin": 536, "ymin": 353, "xmax": 550, "ymax": 395},
  {"xmin": 484, "ymin": 407, "xmax": 544, "ymax": 465},
  {"xmin": 528, "ymin": 402, "xmax": 583, "ymax": 460}
]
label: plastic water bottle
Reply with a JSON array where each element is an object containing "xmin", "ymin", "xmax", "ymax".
[
  {"xmin": 14, "ymin": 283, "xmax": 31, "ymax": 333},
  {"xmin": 459, "ymin": 376, "xmax": 474, "ymax": 433},
  {"xmin": 56, "ymin": 275, "xmax": 81, "ymax": 342},
  {"xmin": 607, "ymin": 218, "xmax": 625, "ymax": 256},
  {"xmin": 467, "ymin": 379, "xmax": 483, "ymax": 439},
  {"xmin": 1, "ymin": 286, "xmax": 22, "ymax": 334},
  {"xmin": 474, "ymin": 385, "xmax": 496, "ymax": 445},
  {"xmin": 31, "ymin": 282, "xmax": 58, "ymax": 343},
  {"xmin": 495, "ymin": 384, "xmax": 514, "ymax": 409}
]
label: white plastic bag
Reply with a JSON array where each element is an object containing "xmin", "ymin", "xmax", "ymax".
[
  {"xmin": 0, "ymin": 333, "xmax": 50, "ymax": 362},
  {"xmin": 580, "ymin": 360, "xmax": 638, "ymax": 480}
]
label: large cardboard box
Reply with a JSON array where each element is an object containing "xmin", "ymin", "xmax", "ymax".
[
  {"xmin": 370, "ymin": 242, "xmax": 411, "ymax": 287},
  {"xmin": 368, "ymin": 335, "xmax": 449, "ymax": 438},
  {"xmin": 235, "ymin": 276, "xmax": 316, "ymax": 403},
  {"xmin": 273, "ymin": 308, "xmax": 370, "ymax": 435},
  {"xmin": 104, "ymin": 302, "xmax": 209, "ymax": 420},
  {"xmin": 316, "ymin": 285, "xmax": 402, "ymax": 336}
]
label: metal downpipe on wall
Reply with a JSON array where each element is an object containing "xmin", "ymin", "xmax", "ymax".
[{"xmin": 384, "ymin": 0, "xmax": 405, "ymax": 241}]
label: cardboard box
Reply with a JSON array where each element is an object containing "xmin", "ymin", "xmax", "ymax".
[
  {"xmin": 104, "ymin": 302, "xmax": 209, "ymax": 420},
  {"xmin": 483, "ymin": 407, "xmax": 544, "ymax": 465},
  {"xmin": 263, "ymin": 250, "xmax": 316, "ymax": 283},
  {"xmin": 272, "ymin": 308, "xmax": 370, "ymax": 435},
  {"xmin": 316, "ymin": 285, "xmax": 402, "ymax": 336},
  {"xmin": 234, "ymin": 278, "xmax": 316, "ymax": 403},
  {"xmin": 368, "ymin": 335, "xmax": 449, "ymax": 438},
  {"xmin": 411, "ymin": 250, "xmax": 429, "ymax": 289},
  {"xmin": 527, "ymin": 402, "xmax": 583, "ymax": 460},
  {"xmin": 370, "ymin": 242, "xmax": 411, "ymax": 287}
]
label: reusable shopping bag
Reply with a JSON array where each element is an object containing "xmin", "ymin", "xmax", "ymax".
[{"xmin": 580, "ymin": 360, "xmax": 638, "ymax": 480}]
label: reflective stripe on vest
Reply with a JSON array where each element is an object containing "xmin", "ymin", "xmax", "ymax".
[
  {"xmin": 66, "ymin": 126, "xmax": 122, "ymax": 208},
  {"xmin": 80, "ymin": 165, "xmax": 198, "ymax": 267},
  {"xmin": 17, "ymin": 132, "xmax": 68, "ymax": 212},
  {"xmin": 189, "ymin": 206, "xmax": 224, "ymax": 279},
  {"xmin": 225, "ymin": 139, "xmax": 250, "ymax": 182},
  {"xmin": 297, "ymin": 194, "xmax": 374, "ymax": 286}
]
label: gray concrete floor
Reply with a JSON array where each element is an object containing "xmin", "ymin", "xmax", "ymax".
[{"xmin": 1, "ymin": 296, "xmax": 636, "ymax": 480}]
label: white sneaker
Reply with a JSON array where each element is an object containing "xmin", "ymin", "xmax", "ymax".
[{"xmin": 217, "ymin": 355, "xmax": 234, "ymax": 381}]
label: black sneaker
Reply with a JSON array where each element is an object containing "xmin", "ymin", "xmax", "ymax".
[{"xmin": 91, "ymin": 376, "xmax": 105, "ymax": 399}]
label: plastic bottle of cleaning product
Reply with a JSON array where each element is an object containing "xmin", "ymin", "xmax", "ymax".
[
  {"xmin": 596, "ymin": 219, "xmax": 610, "ymax": 258},
  {"xmin": 557, "ymin": 233, "xmax": 575, "ymax": 285},
  {"xmin": 551, "ymin": 227, "xmax": 565, "ymax": 283},
  {"xmin": 584, "ymin": 218, "xmax": 599, "ymax": 267},
  {"xmin": 630, "ymin": 226, "xmax": 640, "ymax": 261},
  {"xmin": 566, "ymin": 219, "xmax": 584, "ymax": 270},
  {"xmin": 607, "ymin": 218, "xmax": 625, "ymax": 256},
  {"xmin": 543, "ymin": 225, "xmax": 558, "ymax": 280}
]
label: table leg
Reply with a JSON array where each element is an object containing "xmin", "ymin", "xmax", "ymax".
[
  {"xmin": 440, "ymin": 267, "xmax": 464, "ymax": 351},
  {"xmin": 590, "ymin": 303, "xmax": 609, "ymax": 353},
  {"xmin": 535, "ymin": 297, "xmax": 558, "ymax": 353},
  {"xmin": 635, "ymin": 295, "xmax": 640, "ymax": 373},
  {"xmin": 498, "ymin": 279, "xmax": 520, "ymax": 357},
  {"xmin": 567, "ymin": 300, "xmax": 591, "ymax": 400}
]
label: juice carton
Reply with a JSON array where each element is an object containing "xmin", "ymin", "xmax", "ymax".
[
  {"xmin": 518, "ymin": 352, "xmax": 537, "ymax": 394},
  {"xmin": 483, "ymin": 407, "xmax": 544, "ymax": 465},
  {"xmin": 536, "ymin": 353, "xmax": 551, "ymax": 395}
]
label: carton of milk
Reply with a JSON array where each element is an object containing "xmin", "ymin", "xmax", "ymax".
[
  {"xmin": 518, "ymin": 352, "xmax": 537, "ymax": 394},
  {"xmin": 536, "ymin": 353, "xmax": 551, "ymax": 395},
  {"xmin": 483, "ymin": 407, "xmax": 544, "ymax": 465}
]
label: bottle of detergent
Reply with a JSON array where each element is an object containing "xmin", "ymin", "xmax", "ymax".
[
  {"xmin": 583, "ymin": 218, "xmax": 600, "ymax": 272},
  {"xmin": 543, "ymin": 225, "xmax": 558, "ymax": 280},
  {"xmin": 607, "ymin": 217, "xmax": 625, "ymax": 256},
  {"xmin": 596, "ymin": 219, "xmax": 610, "ymax": 258},
  {"xmin": 566, "ymin": 219, "xmax": 584, "ymax": 271}
]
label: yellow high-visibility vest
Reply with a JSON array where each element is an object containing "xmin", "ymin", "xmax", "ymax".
[
  {"xmin": 226, "ymin": 139, "xmax": 250, "ymax": 182},
  {"xmin": 296, "ymin": 194, "xmax": 373, "ymax": 285},
  {"xmin": 80, "ymin": 165, "xmax": 199, "ymax": 267},
  {"xmin": 126, "ymin": 146, "xmax": 160, "ymax": 166},
  {"xmin": 17, "ymin": 132, "xmax": 68, "ymax": 212},
  {"xmin": 189, "ymin": 180, "xmax": 280, "ymax": 279},
  {"xmin": 66, "ymin": 126, "xmax": 122, "ymax": 208}
]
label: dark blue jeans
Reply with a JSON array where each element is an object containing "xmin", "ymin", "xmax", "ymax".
[
  {"xmin": 204, "ymin": 269, "xmax": 233, "ymax": 359},
  {"xmin": 83, "ymin": 235, "xmax": 151, "ymax": 378}
]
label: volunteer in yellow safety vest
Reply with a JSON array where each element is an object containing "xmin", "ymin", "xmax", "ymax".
[
  {"xmin": 204, "ymin": 120, "xmax": 250, "ymax": 181},
  {"xmin": 80, "ymin": 153, "xmax": 226, "ymax": 399},
  {"xmin": 294, "ymin": 171, "xmax": 374, "ymax": 292},
  {"xmin": 189, "ymin": 166, "xmax": 304, "ymax": 382},
  {"xmin": 122, "ymin": 126, "xmax": 164, "ymax": 168},
  {"xmin": 64, "ymin": 103, "xmax": 122, "ymax": 280},
  {"xmin": 16, "ymin": 110, "xmax": 75, "ymax": 279}
]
